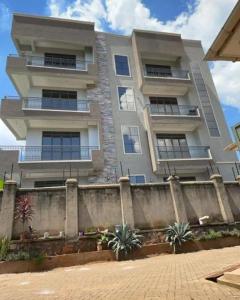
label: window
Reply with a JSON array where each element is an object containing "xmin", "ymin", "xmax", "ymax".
[
  {"xmin": 114, "ymin": 55, "xmax": 130, "ymax": 76},
  {"xmin": 145, "ymin": 64, "xmax": 172, "ymax": 77},
  {"xmin": 44, "ymin": 53, "xmax": 76, "ymax": 68},
  {"xmin": 149, "ymin": 97, "xmax": 179, "ymax": 115},
  {"xmin": 156, "ymin": 134, "xmax": 190, "ymax": 159},
  {"xmin": 42, "ymin": 90, "xmax": 77, "ymax": 111},
  {"xmin": 118, "ymin": 87, "xmax": 135, "ymax": 111},
  {"xmin": 42, "ymin": 132, "xmax": 81, "ymax": 160},
  {"xmin": 163, "ymin": 176, "xmax": 196, "ymax": 182},
  {"xmin": 34, "ymin": 180, "xmax": 65, "ymax": 188},
  {"xmin": 191, "ymin": 63, "xmax": 220, "ymax": 137},
  {"xmin": 129, "ymin": 175, "xmax": 146, "ymax": 184},
  {"xmin": 235, "ymin": 125, "xmax": 240, "ymax": 142},
  {"xmin": 122, "ymin": 126, "xmax": 141, "ymax": 154}
]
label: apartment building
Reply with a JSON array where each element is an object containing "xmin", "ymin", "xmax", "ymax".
[{"xmin": 0, "ymin": 13, "xmax": 237, "ymax": 187}]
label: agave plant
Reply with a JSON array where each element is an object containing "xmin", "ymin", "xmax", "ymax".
[
  {"xmin": 165, "ymin": 222, "xmax": 193, "ymax": 254},
  {"xmin": 14, "ymin": 194, "xmax": 34, "ymax": 239},
  {"xmin": 108, "ymin": 224, "xmax": 143, "ymax": 261}
]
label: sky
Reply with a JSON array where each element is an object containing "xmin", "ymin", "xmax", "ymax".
[{"xmin": 0, "ymin": 0, "xmax": 239, "ymax": 145}]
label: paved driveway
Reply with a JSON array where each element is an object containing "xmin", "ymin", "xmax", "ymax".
[{"xmin": 1, "ymin": 246, "xmax": 240, "ymax": 299}]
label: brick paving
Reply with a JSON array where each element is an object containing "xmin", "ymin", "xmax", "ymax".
[{"xmin": 1, "ymin": 246, "xmax": 240, "ymax": 299}]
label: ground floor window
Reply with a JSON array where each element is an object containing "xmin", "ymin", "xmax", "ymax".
[
  {"xmin": 163, "ymin": 176, "xmax": 196, "ymax": 182},
  {"xmin": 129, "ymin": 175, "xmax": 146, "ymax": 184},
  {"xmin": 34, "ymin": 180, "xmax": 65, "ymax": 188}
]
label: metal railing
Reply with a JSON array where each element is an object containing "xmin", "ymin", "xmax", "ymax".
[
  {"xmin": 149, "ymin": 104, "xmax": 199, "ymax": 116},
  {"xmin": 144, "ymin": 67, "xmax": 189, "ymax": 79},
  {"xmin": 156, "ymin": 146, "xmax": 211, "ymax": 160},
  {"xmin": 22, "ymin": 97, "xmax": 90, "ymax": 112},
  {"xmin": 9, "ymin": 54, "xmax": 93, "ymax": 71},
  {"xmin": 0, "ymin": 146, "xmax": 99, "ymax": 162}
]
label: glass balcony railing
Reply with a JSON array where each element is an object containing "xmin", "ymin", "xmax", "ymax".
[
  {"xmin": 0, "ymin": 146, "xmax": 99, "ymax": 162},
  {"xmin": 144, "ymin": 67, "xmax": 189, "ymax": 79},
  {"xmin": 156, "ymin": 146, "xmax": 211, "ymax": 160},
  {"xmin": 9, "ymin": 54, "xmax": 93, "ymax": 71},
  {"xmin": 22, "ymin": 97, "xmax": 90, "ymax": 112},
  {"xmin": 149, "ymin": 104, "xmax": 199, "ymax": 116}
]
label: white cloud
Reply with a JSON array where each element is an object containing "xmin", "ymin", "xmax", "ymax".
[
  {"xmin": 48, "ymin": 0, "xmax": 106, "ymax": 30},
  {"xmin": 0, "ymin": 2, "xmax": 11, "ymax": 32},
  {"xmin": 211, "ymin": 61, "xmax": 240, "ymax": 110}
]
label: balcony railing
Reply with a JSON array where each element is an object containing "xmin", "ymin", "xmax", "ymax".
[
  {"xmin": 156, "ymin": 146, "xmax": 211, "ymax": 160},
  {"xmin": 144, "ymin": 67, "xmax": 189, "ymax": 79},
  {"xmin": 22, "ymin": 97, "xmax": 90, "ymax": 112},
  {"xmin": 0, "ymin": 146, "xmax": 99, "ymax": 162},
  {"xmin": 9, "ymin": 54, "xmax": 93, "ymax": 71},
  {"xmin": 149, "ymin": 104, "xmax": 199, "ymax": 116}
]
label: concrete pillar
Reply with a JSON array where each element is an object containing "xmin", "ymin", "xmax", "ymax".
[
  {"xmin": 0, "ymin": 180, "xmax": 17, "ymax": 239},
  {"xmin": 167, "ymin": 176, "xmax": 188, "ymax": 223},
  {"xmin": 119, "ymin": 177, "xmax": 135, "ymax": 228},
  {"xmin": 210, "ymin": 174, "xmax": 234, "ymax": 223},
  {"xmin": 236, "ymin": 175, "xmax": 240, "ymax": 185},
  {"xmin": 65, "ymin": 179, "xmax": 78, "ymax": 238}
]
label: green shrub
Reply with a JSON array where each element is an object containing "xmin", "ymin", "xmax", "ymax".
[
  {"xmin": 165, "ymin": 223, "xmax": 193, "ymax": 253},
  {"xmin": 0, "ymin": 237, "xmax": 10, "ymax": 260},
  {"xmin": 198, "ymin": 230, "xmax": 222, "ymax": 241},
  {"xmin": 6, "ymin": 251, "xmax": 30, "ymax": 261},
  {"xmin": 0, "ymin": 179, "xmax": 4, "ymax": 190},
  {"xmin": 108, "ymin": 224, "xmax": 143, "ymax": 260}
]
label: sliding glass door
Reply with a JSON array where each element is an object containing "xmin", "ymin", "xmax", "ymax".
[
  {"xmin": 42, "ymin": 90, "xmax": 78, "ymax": 111},
  {"xmin": 156, "ymin": 134, "xmax": 190, "ymax": 159},
  {"xmin": 42, "ymin": 132, "xmax": 81, "ymax": 160}
]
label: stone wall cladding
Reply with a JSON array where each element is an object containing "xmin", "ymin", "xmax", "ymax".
[{"xmin": 87, "ymin": 33, "xmax": 118, "ymax": 183}]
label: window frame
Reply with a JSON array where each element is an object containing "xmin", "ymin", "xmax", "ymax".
[
  {"xmin": 117, "ymin": 86, "xmax": 136, "ymax": 111},
  {"xmin": 113, "ymin": 54, "xmax": 131, "ymax": 77},
  {"xmin": 121, "ymin": 125, "xmax": 142, "ymax": 155}
]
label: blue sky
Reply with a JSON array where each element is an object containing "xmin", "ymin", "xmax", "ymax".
[{"xmin": 0, "ymin": 0, "xmax": 239, "ymax": 144}]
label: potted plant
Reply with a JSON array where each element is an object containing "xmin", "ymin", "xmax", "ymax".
[
  {"xmin": 165, "ymin": 222, "xmax": 193, "ymax": 254},
  {"xmin": 14, "ymin": 194, "xmax": 34, "ymax": 241},
  {"xmin": 108, "ymin": 224, "xmax": 142, "ymax": 261},
  {"xmin": 97, "ymin": 232, "xmax": 109, "ymax": 251}
]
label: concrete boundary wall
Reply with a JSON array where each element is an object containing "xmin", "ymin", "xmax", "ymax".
[{"xmin": 0, "ymin": 175, "xmax": 239, "ymax": 239}]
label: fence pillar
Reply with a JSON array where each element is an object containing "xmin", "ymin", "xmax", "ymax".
[
  {"xmin": 168, "ymin": 176, "xmax": 188, "ymax": 223},
  {"xmin": 65, "ymin": 178, "xmax": 78, "ymax": 238},
  {"xmin": 0, "ymin": 180, "xmax": 17, "ymax": 239},
  {"xmin": 210, "ymin": 174, "xmax": 234, "ymax": 223},
  {"xmin": 119, "ymin": 177, "xmax": 135, "ymax": 228},
  {"xmin": 237, "ymin": 175, "xmax": 240, "ymax": 185}
]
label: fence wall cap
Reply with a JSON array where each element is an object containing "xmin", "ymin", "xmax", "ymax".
[
  {"xmin": 119, "ymin": 176, "xmax": 130, "ymax": 183},
  {"xmin": 210, "ymin": 174, "xmax": 223, "ymax": 180}
]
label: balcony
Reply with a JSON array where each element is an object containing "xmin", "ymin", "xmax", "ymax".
[
  {"xmin": 7, "ymin": 55, "xmax": 97, "ymax": 95},
  {"xmin": 156, "ymin": 146, "xmax": 211, "ymax": 161},
  {"xmin": 0, "ymin": 97, "xmax": 101, "ymax": 140},
  {"xmin": 0, "ymin": 145, "xmax": 104, "ymax": 172},
  {"xmin": 143, "ymin": 104, "xmax": 201, "ymax": 133},
  {"xmin": 141, "ymin": 66, "xmax": 192, "ymax": 96},
  {"xmin": 22, "ymin": 97, "xmax": 90, "ymax": 112}
]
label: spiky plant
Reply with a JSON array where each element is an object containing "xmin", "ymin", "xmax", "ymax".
[
  {"xmin": 165, "ymin": 222, "xmax": 193, "ymax": 254},
  {"xmin": 108, "ymin": 224, "xmax": 143, "ymax": 260},
  {"xmin": 14, "ymin": 194, "xmax": 34, "ymax": 236}
]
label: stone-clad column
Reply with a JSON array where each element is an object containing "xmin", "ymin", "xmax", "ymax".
[
  {"xmin": 0, "ymin": 180, "xmax": 17, "ymax": 239},
  {"xmin": 168, "ymin": 176, "xmax": 188, "ymax": 223},
  {"xmin": 119, "ymin": 177, "xmax": 135, "ymax": 228},
  {"xmin": 210, "ymin": 174, "xmax": 234, "ymax": 223},
  {"xmin": 65, "ymin": 179, "xmax": 78, "ymax": 238}
]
